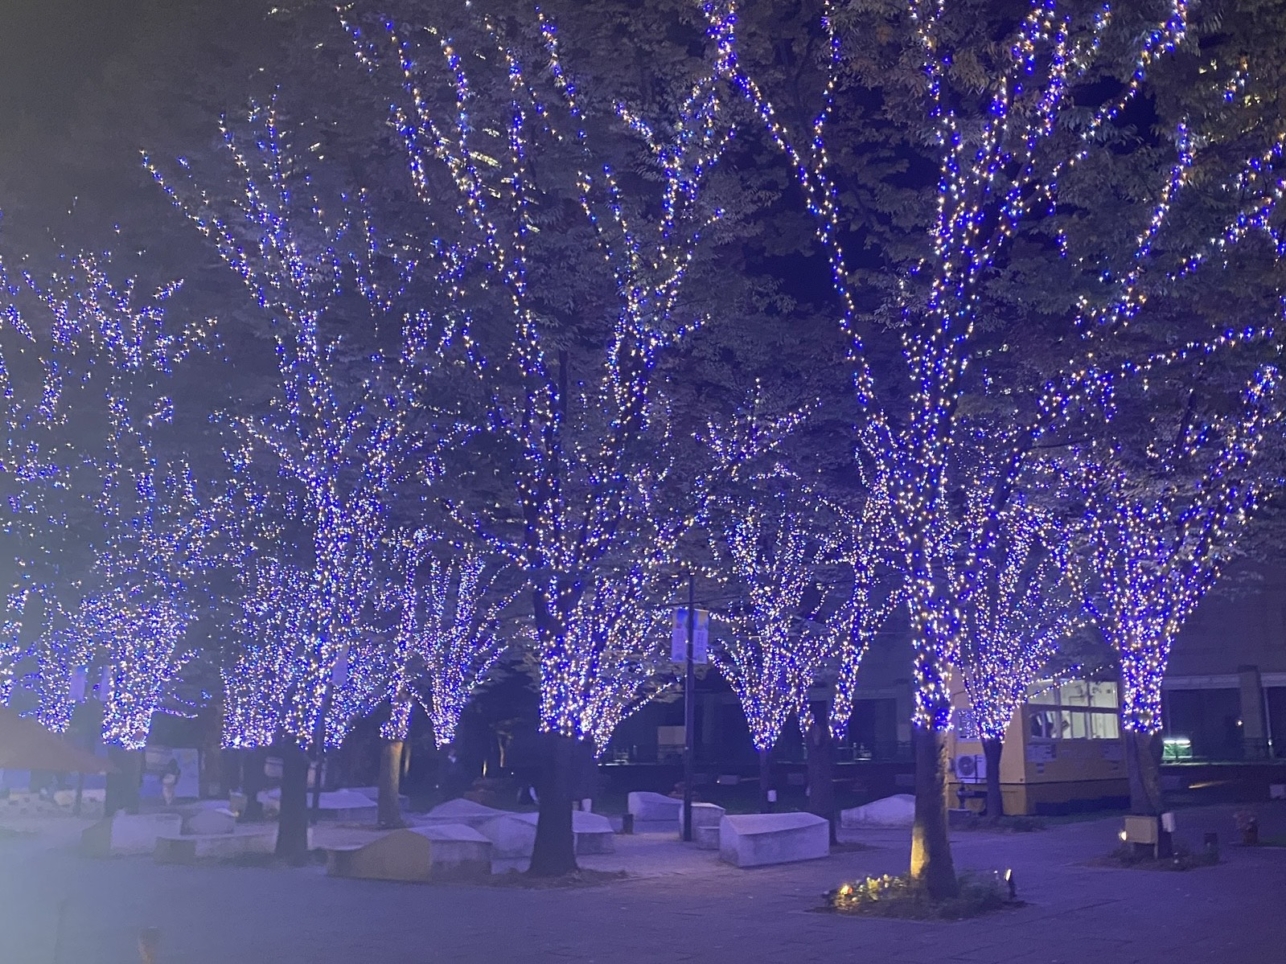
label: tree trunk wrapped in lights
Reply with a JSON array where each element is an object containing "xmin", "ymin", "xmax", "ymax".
[{"xmin": 821, "ymin": 465, "xmax": 903, "ymax": 743}]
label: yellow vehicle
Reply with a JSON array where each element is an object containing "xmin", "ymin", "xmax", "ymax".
[{"xmin": 946, "ymin": 680, "xmax": 1130, "ymax": 815}]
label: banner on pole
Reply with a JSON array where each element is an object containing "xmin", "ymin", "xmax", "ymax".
[{"xmin": 671, "ymin": 609, "xmax": 710, "ymax": 664}]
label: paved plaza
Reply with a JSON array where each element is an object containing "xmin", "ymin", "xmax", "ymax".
[{"xmin": 2, "ymin": 803, "xmax": 1284, "ymax": 964}]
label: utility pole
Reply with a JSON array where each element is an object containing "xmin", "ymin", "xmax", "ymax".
[{"xmin": 683, "ymin": 572, "xmax": 696, "ymax": 843}]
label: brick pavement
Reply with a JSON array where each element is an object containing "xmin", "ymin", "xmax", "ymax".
[{"xmin": 1, "ymin": 803, "xmax": 1283, "ymax": 964}]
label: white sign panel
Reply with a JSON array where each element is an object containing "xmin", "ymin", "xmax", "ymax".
[{"xmin": 671, "ymin": 609, "xmax": 710, "ymax": 664}]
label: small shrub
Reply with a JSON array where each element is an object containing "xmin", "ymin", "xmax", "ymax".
[{"xmin": 824, "ymin": 871, "xmax": 1017, "ymax": 920}]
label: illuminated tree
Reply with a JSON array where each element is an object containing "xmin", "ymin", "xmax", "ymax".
[
  {"xmin": 366, "ymin": 532, "xmax": 518, "ymax": 826},
  {"xmin": 220, "ymin": 557, "xmax": 312, "ymax": 753},
  {"xmin": 952, "ymin": 447, "xmax": 1082, "ymax": 817},
  {"xmin": 823, "ymin": 453, "xmax": 904, "ymax": 744},
  {"xmin": 0, "ymin": 234, "xmax": 207, "ymax": 716},
  {"xmin": 147, "ymin": 97, "xmax": 419, "ymax": 856},
  {"xmin": 340, "ymin": 6, "xmax": 738, "ymax": 875},
  {"xmin": 1064, "ymin": 366, "xmax": 1284, "ymax": 814},
  {"xmin": 553, "ymin": 560, "xmax": 675, "ymax": 759},
  {"xmin": 705, "ymin": 0, "xmax": 1286, "ymax": 896},
  {"xmin": 706, "ymin": 470, "xmax": 837, "ymax": 809}
]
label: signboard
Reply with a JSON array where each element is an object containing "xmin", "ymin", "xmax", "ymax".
[
  {"xmin": 69, "ymin": 667, "xmax": 88, "ymax": 704},
  {"xmin": 331, "ymin": 643, "xmax": 350, "ymax": 687},
  {"xmin": 671, "ymin": 609, "xmax": 710, "ymax": 664}
]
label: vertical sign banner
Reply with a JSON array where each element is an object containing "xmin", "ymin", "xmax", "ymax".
[
  {"xmin": 69, "ymin": 666, "xmax": 88, "ymax": 704},
  {"xmin": 671, "ymin": 609, "xmax": 710, "ymax": 664},
  {"xmin": 331, "ymin": 643, "xmax": 350, "ymax": 687}
]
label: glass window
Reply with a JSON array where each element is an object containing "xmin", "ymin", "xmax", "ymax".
[
  {"xmin": 1029, "ymin": 709, "xmax": 1056, "ymax": 740},
  {"xmin": 1090, "ymin": 712, "xmax": 1120, "ymax": 740},
  {"xmin": 1061, "ymin": 681, "xmax": 1090, "ymax": 707},
  {"xmin": 1066, "ymin": 710, "xmax": 1089, "ymax": 739},
  {"xmin": 1089, "ymin": 682, "xmax": 1118, "ymax": 709},
  {"xmin": 1028, "ymin": 684, "xmax": 1057, "ymax": 705}
]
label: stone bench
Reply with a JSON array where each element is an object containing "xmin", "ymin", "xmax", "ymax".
[
  {"xmin": 476, "ymin": 812, "xmax": 539, "ymax": 858},
  {"xmin": 326, "ymin": 824, "xmax": 491, "ymax": 882},
  {"xmin": 474, "ymin": 809, "xmax": 615, "ymax": 858},
  {"xmin": 683, "ymin": 802, "xmax": 725, "ymax": 836},
  {"xmin": 347, "ymin": 786, "xmax": 411, "ymax": 810},
  {"xmin": 154, "ymin": 827, "xmax": 279, "ymax": 863},
  {"xmin": 628, "ymin": 791, "xmax": 682, "ymax": 834},
  {"xmin": 840, "ymin": 793, "xmax": 915, "ymax": 830},
  {"xmin": 694, "ymin": 824, "xmax": 720, "ymax": 850},
  {"xmin": 258, "ymin": 788, "xmax": 379, "ymax": 822},
  {"xmin": 719, "ymin": 812, "xmax": 829, "ymax": 868},
  {"xmin": 182, "ymin": 807, "xmax": 238, "ymax": 836},
  {"xmin": 417, "ymin": 798, "xmax": 508, "ymax": 829},
  {"xmin": 81, "ymin": 812, "xmax": 183, "ymax": 857},
  {"xmin": 573, "ymin": 810, "xmax": 615, "ymax": 854}
]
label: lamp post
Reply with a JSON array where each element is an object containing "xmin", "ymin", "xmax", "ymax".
[{"xmin": 683, "ymin": 572, "xmax": 696, "ymax": 843}]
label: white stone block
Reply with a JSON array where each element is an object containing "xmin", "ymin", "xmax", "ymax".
[
  {"xmin": 476, "ymin": 812, "xmax": 539, "ymax": 858},
  {"xmin": 326, "ymin": 823, "xmax": 491, "ymax": 882},
  {"xmin": 719, "ymin": 812, "xmax": 829, "ymax": 868},
  {"xmin": 573, "ymin": 810, "xmax": 615, "ymax": 854},
  {"xmin": 629, "ymin": 791, "xmax": 682, "ymax": 832},
  {"xmin": 681, "ymin": 802, "xmax": 726, "ymax": 835},
  {"xmin": 81, "ymin": 812, "xmax": 183, "ymax": 857},
  {"xmin": 184, "ymin": 808, "xmax": 237, "ymax": 836},
  {"xmin": 257, "ymin": 788, "xmax": 378, "ymax": 822},
  {"xmin": 346, "ymin": 785, "xmax": 411, "ymax": 810},
  {"xmin": 840, "ymin": 793, "xmax": 915, "ymax": 830},
  {"xmin": 473, "ymin": 809, "xmax": 615, "ymax": 857},
  {"xmin": 694, "ymin": 824, "xmax": 720, "ymax": 850},
  {"xmin": 420, "ymin": 798, "xmax": 508, "ymax": 827},
  {"xmin": 154, "ymin": 827, "xmax": 280, "ymax": 863}
]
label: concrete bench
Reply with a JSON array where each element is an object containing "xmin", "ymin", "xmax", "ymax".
[
  {"xmin": 326, "ymin": 824, "xmax": 491, "ymax": 882},
  {"xmin": 628, "ymin": 791, "xmax": 682, "ymax": 834},
  {"xmin": 347, "ymin": 786, "xmax": 411, "ymax": 810},
  {"xmin": 683, "ymin": 802, "xmax": 725, "ymax": 836},
  {"xmin": 573, "ymin": 810, "xmax": 615, "ymax": 854},
  {"xmin": 694, "ymin": 824, "xmax": 720, "ymax": 850},
  {"xmin": 154, "ymin": 827, "xmax": 279, "ymax": 863},
  {"xmin": 840, "ymin": 793, "xmax": 915, "ymax": 830},
  {"xmin": 476, "ymin": 812, "xmax": 539, "ymax": 858},
  {"xmin": 417, "ymin": 798, "xmax": 508, "ymax": 828},
  {"xmin": 182, "ymin": 807, "xmax": 238, "ymax": 836},
  {"xmin": 719, "ymin": 812, "xmax": 830, "ymax": 868},
  {"xmin": 257, "ymin": 788, "xmax": 379, "ymax": 822},
  {"xmin": 81, "ymin": 812, "xmax": 183, "ymax": 857},
  {"xmin": 475, "ymin": 809, "xmax": 616, "ymax": 858}
]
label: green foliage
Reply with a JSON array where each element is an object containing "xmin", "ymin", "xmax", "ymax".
[{"xmin": 826, "ymin": 870, "xmax": 1016, "ymax": 919}]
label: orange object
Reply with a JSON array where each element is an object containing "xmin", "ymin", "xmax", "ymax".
[{"xmin": 0, "ymin": 705, "xmax": 114, "ymax": 773}]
